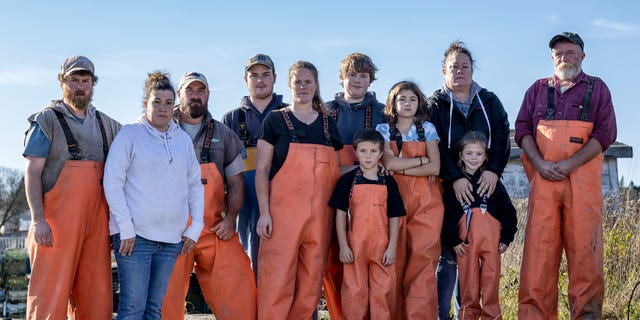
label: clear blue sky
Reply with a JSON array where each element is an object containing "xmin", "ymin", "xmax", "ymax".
[{"xmin": 2, "ymin": 1, "xmax": 639, "ymax": 183}]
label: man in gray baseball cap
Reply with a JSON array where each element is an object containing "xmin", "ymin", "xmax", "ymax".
[
  {"xmin": 60, "ymin": 55, "xmax": 96, "ymax": 77},
  {"xmin": 245, "ymin": 53, "xmax": 275, "ymax": 72},
  {"xmin": 23, "ymin": 55, "xmax": 121, "ymax": 318}
]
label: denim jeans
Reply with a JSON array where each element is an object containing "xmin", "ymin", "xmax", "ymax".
[
  {"xmin": 436, "ymin": 246, "xmax": 461, "ymax": 320},
  {"xmin": 114, "ymin": 234, "xmax": 182, "ymax": 320},
  {"xmin": 237, "ymin": 170, "xmax": 260, "ymax": 281}
]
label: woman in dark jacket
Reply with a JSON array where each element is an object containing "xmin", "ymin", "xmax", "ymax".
[{"xmin": 428, "ymin": 40, "xmax": 510, "ymax": 320}]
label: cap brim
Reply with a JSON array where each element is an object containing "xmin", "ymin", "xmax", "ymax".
[
  {"xmin": 549, "ymin": 35, "xmax": 582, "ymax": 49},
  {"xmin": 246, "ymin": 62, "xmax": 273, "ymax": 71},
  {"xmin": 180, "ymin": 79, "xmax": 207, "ymax": 90},
  {"xmin": 65, "ymin": 67, "xmax": 93, "ymax": 75}
]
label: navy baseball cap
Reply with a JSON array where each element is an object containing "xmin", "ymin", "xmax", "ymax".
[{"xmin": 549, "ymin": 32, "xmax": 584, "ymax": 50}]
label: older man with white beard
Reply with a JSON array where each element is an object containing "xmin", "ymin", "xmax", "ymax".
[{"xmin": 514, "ymin": 32, "xmax": 617, "ymax": 319}]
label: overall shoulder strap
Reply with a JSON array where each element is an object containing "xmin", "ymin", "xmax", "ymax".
[
  {"xmin": 238, "ymin": 109, "xmax": 251, "ymax": 148},
  {"xmin": 349, "ymin": 169, "xmax": 363, "ymax": 201},
  {"xmin": 322, "ymin": 113, "xmax": 332, "ymax": 146},
  {"xmin": 580, "ymin": 76, "xmax": 595, "ymax": 121},
  {"xmin": 389, "ymin": 122, "xmax": 403, "ymax": 154},
  {"xmin": 415, "ymin": 119, "xmax": 426, "ymax": 142},
  {"xmin": 365, "ymin": 104, "xmax": 372, "ymax": 129},
  {"xmin": 329, "ymin": 108, "xmax": 338, "ymax": 121},
  {"xmin": 200, "ymin": 119, "xmax": 215, "ymax": 163},
  {"xmin": 546, "ymin": 77, "xmax": 556, "ymax": 120},
  {"xmin": 281, "ymin": 109, "xmax": 299, "ymax": 142},
  {"xmin": 95, "ymin": 111, "xmax": 109, "ymax": 159},
  {"xmin": 53, "ymin": 109, "xmax": 81, "ymax": 160}
]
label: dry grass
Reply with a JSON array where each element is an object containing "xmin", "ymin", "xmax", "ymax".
[
  {"xmin": 187, "ymin": 192, "xmax": 640, "ymax": 320},
  {"xmin": 500, "ymin": 192, "xmax": 640, "ymax": 319}
]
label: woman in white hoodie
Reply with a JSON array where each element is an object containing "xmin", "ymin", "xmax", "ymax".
[{"xmin": 104, "ymin": 71, "xmax": 204, "ymax": 320}]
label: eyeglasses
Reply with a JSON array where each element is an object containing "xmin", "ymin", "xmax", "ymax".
[{"xmin": 552, "ymin": 50, "xmax": 578, "ymax": 60}]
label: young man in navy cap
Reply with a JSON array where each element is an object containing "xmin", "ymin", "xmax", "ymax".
[
  {"xmin": 515, "ymin": 32, "xmax": 617, "ymax": 319},
  {"xmin": 223, "ymin": 54, "xmax": 287, "ymax": 281}
]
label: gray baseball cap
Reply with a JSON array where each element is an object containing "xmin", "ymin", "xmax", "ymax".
[
  {"xmin": 178, "ymin": 71, "xmax": 209, "ymax": 91},
  {"xmin": 549, "ymin": 32, "xmax": 584, "ymax": 50},
  {"xmin": 245, "ymin": 54, "xmax": 275, "ymax": 72},
  {"xmin": 61, "ymin": 55, "xmax": 95, "ymax": 77}
]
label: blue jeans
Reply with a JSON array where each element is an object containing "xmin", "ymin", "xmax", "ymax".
[
  {"xmin": 237, "ymin": 170, "xmax": 260, "ymax": 281},
  {"xmin": 436, "ymin": 246, "xmax": 461, "ymax": 320},
  {"xmin": 114, "ymin": 234, "xmax": 182, "ymax": 320}
]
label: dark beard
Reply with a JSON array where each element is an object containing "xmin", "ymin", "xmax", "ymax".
[
  {"xmin": 185, "ymin": 99, "xmax": 207, "ymax": 119},
  {"xmin": 64, "ymin": 89, "xmax": 92, "ymax": 111}
]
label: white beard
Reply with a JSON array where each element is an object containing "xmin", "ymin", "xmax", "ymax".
[{"xmin": 555, "ymin": 62, "xmax": 581, "ymax": 81}]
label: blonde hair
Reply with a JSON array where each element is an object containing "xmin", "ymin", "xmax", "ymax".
[{"xmin": 288, "ymin": 61, "xmax": 327, "ymax": 114}]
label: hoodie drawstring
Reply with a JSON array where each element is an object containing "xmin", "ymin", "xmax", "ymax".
[
  {"xmin": 447, "ymin": 92, "xmax": 492, "ymax": 149},
  {"xmin": 477, "ymin": 94, "xmax": 492, "ymax": 149},
  {"xmin": 163, "ymin": 132, "xmax": 174, "ymax": 164}
]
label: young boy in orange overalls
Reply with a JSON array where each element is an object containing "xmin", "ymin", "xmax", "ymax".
[{"xmin": 329, "ymin": 129, "xmax": 407, "ymax": 319}]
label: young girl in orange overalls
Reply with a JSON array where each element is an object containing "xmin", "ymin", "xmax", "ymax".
[
  {"xmin": 375, "ymin": 81, "xmax": 442, "ymax": 319},
  {"xmin": 441, "ymin": 131, "xmax": 517, "ymax": 320}
]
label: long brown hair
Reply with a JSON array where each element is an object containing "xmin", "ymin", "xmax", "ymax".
[
  {"xmin": 288, "ymin": 61, "xmax": 327, "ymax": 114},
  {"xmin": 383, "ymin": 81, "xmax": 429, "ymax": 126}
]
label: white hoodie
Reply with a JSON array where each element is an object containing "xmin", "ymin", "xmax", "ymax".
[{"xmin": 104, "ymin": 114, "xmax": 204, "ymax": 243}]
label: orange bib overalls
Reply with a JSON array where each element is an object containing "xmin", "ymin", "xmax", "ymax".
[
  {"xmin": 323, "ymin": 104, "xmax": 374, "ymax": 320},
  {"xmin": 518, "ymin": 78, "xmax": 604, "ymax": 320},
  {"xmin": 341, "ymin": 172, "xmax": 396, "ymax": 319},
  {"xmin": 27, "ymin": 111, "xmax": 112, "ymax": 320},
  {"xmin": 257, "ymin": 111, "xmax": 340, "ymax": 320},
  {"xmin": 389, "ymin": 122, "xmax": 444, "ymax": 320},
  {"xmin": 162, "ymin": 120, "xmax": 256, "ymax": 320},
  {"xmin": 457, "ymin": 198, "xmax": 502, "ymax": 320}
]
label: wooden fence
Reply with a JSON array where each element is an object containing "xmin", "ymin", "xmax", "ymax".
[{"xmin": 0, "ymin": 237, "xmax": 26, "ymax": 250}]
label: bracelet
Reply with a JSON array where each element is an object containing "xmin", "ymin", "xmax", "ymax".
[
  {"xmin": 402, "ymin": 169, "xmax": 405, "ymax": 175},
  {"xmin": 419, "ymin": 157, "xmax": 423, "ymax": 166}
]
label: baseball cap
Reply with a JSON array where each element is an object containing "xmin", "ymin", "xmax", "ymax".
[
  {"xmin": 178, "ymin": 71, "xmax": 209, "ymax": 91},
  {"xmin": 61, "ymin": 55, "xmax": 95, "ymax": 77},
  {"xmin": 245, "ymin": 54, "xmax": 275, "ymax": 72},
  {"xmin": 549, "ymin": 32, "xmax": 584, "ymax": 51}
]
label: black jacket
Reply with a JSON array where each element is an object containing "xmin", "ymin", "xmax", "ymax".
[
  {"xmin": 441, "ymin": 170, "xmax": 518, "ymax": 249},
  {"xmin": 427, "ymin": 88, "xmax": 510, "ymax": 185}
]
